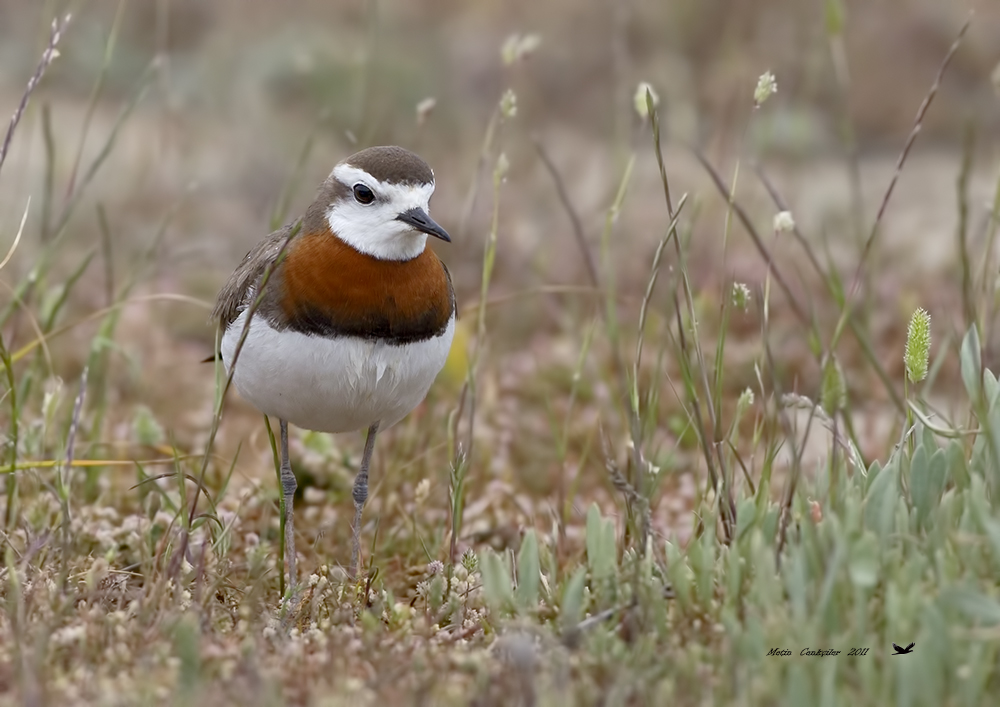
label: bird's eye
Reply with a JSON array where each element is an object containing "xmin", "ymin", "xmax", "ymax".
[{"xmin": 353, "ymin": 184, "xmax": 375, "ymax": 204}]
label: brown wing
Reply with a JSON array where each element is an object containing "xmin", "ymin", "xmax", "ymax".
[
  {"xmin": 211, "ymin": 224, "xmax": 294, "ymax": 327},
  {"xmin": 442, "ymin": 260, "xmax": 457, "ymax": 319}
]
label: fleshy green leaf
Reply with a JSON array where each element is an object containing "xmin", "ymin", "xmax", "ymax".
[
  {"xmin": 560, "ymin": 567, "xmax": 587, "ymax": 629},
  {"xmin": 946, "ymin": 438, "xmax": 970, "ymax": 490},
  {"xmin": 849, "ymin": 532, "xmax": 879, "ymax": 588},
  {"xmin": 940, "ymin": 586, "xmax": 1000, "ymax": 626},
  {"xmin": 480, "ymin": 549, "xmax": 513, "ymax": 613},
  {"xmin": 586, "ymin": 503, "xmax": 616, "ymax": 580},
  {"xmin": 515, "ymin": 529, "xmax": 540, "ymax": 609},
  {"xmin": 960, "ymin": 324, "xmax": 982, "ymax": 404},
  {"xmin": 911, "ymin": 448, "xmax": 947, "ymax": 529},
  {"xmin": 865, "ymin": 456, "xmax": 899, "ymax": 537},
  {"xmin": 665, "ymin": 541, "xmax": 691, "ymax": 610}
]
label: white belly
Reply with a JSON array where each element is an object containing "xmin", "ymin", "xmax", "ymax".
[{"xmin": 221, "ymin": 310, "xmax": 455, "ymax": 433}]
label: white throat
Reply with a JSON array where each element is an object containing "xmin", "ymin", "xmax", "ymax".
[{"xmin": 326, "ymin": 164, "xmax": 437, "ymax": 261}]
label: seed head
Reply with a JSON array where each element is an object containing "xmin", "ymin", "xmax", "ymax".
[
  {"xmin": 737, "ymin": 388, "xmax": 755, "ymax": 417},
  {"xmin": 732, "ymin": 282, "xmax": 751, "ymax": 312},
  {"xmin": 773, "ymin": 210, "xmax": 795, "ymax": 234},
  {"xmin": 633, "ymin": 81, "xmax": 659, "ymax": 119},
  {"xmin": 501, "ymin": 33, "xmax": 541, "ymax": 66},
  {"xmin": 416, "ymin": 97, "xmax": 436, "ymax": 125},
  {"xmin": 461, "ymin": 548, "xmax": 479, "ymax": 574},
  {"xmin": 821, "ymin": 356, "xmax": 847, "ymax": 414},
  {"xmin": 754, "ymin": 71, "xmax": 778, "ymax": 106},
  {"xmin": 905, "ymin": 308, "xmax": 931, "ymax": 383},
  {"xmin": 500, "ymin": 89, "xmax": 517, "ymax": 119},
  {"xmin": 495, "ymin": 152, "xmax": 510, "ymax": 180}
]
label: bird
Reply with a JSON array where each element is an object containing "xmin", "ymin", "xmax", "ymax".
[
  {"xmin": 892, "ymin": 642, "xmax": 915, "ymax": 655},
  {"xmin": 211, "ymin": 145, "xmax": 455, "ymax": 588}
]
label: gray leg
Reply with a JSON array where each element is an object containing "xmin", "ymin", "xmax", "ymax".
[
  {"xmin": 349, "ymin": 421, "xmax": 380, "ymax": 580},
  {"xmin": 279, "ymin": 420, "xmax": 297, "ymax": 591}
]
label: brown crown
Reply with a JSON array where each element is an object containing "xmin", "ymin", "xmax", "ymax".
[{"xmin": 344, "ymin": 146, "xmax": 434, "ymax": 186}]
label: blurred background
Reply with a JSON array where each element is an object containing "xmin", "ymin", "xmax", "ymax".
[{"xmin": 0, "ymin": 0, "xmax": 998, "ymax": 516}]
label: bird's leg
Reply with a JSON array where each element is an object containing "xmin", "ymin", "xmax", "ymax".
[
  {"xmin": 349, "ymin": 421, "xmax": 380, "ymax": 580},
  {"xmin": 279, "ymin": 420, "xmax": 298, "ymax": 593}
]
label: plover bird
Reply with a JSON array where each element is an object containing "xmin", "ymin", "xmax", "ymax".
[{"xmin": 212, "ymin": 145, "xmax": 455, "ymax": 586}]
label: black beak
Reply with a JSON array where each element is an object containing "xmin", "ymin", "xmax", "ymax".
[{"xmin": 396, "ymin": 207, "xmax": 451, "ymax": 242}]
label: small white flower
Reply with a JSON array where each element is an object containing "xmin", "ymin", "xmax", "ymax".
[
  {"xmin": 737, "ymin": 388, "xmax": 755, "ymax": 419},
  {"xmin": 414, "ymin": 478, "xmax": 430, "ymax": 505},
  {"xmin": 416, "ymin": 97, "xmax": 436, "ymax": 125},
  {"xmin": 501, "ymin": 33, "xmax": 541, "ymax": 65},
  {"xmin": 773, "ymin": 210, "xmax": 795, "ymax": 234},
  {"xmin": 754, "ymin": 71, "xmax": 777, "ymax": 106},
  {"xmin": 495, "ymin": 152, "xmax": 510, "ymax": 180},
  {"xmin": 500, "ymin": 89, "xmax": 517, "ymax": 119},
  {"xmin": 732, "ymin": 282, "xmax": 751, "ymax": 311}
]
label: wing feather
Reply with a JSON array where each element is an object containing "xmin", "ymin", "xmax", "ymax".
[{"xmin": 211, "ymin": 225, "xmax": 293, "ymax": 327}]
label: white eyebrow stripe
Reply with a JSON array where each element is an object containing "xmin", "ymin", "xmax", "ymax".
[
  {"xmin": 324, "ymin": 163, "xmax": 439, "ymax": 261},
  {"xmin": 332, "ymin": 164, "xmax": 436, "ymax": 209}
]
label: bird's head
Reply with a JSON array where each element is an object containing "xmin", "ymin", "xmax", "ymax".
[{"xmin": 321, "ymin": 145, "xmax": 450, "ymax": 262}]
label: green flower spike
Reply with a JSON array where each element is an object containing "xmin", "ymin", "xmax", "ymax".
[{"xmin": 905, "ymin": 308, "xmax": 931, "ymax": 383}]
